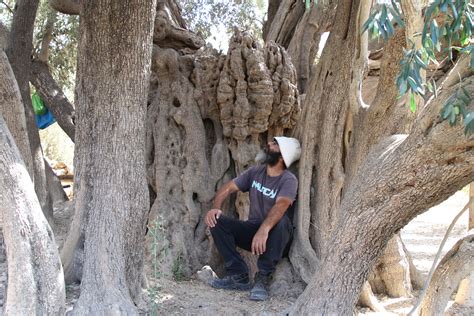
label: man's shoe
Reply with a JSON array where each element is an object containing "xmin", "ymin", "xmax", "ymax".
[
  {"xmin": 249, "ymin": 272, "xmax": 270, "ymax": 301},
  {"xmin": 211, "ymin": 273, "xmax": 252, "ymax": 291}
]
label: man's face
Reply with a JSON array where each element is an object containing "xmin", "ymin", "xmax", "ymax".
[{"xmin": 263, "ymin": 140, "xmax": 282, "ymax": 166}]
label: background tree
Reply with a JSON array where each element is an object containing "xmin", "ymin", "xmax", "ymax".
[
  {"xmin": 179, "ymin": 0, "xmax": 265, "ymax": 46},
  {"xmin": 65, "ymin": 0, "xmax": 157, "ymax": 313}
]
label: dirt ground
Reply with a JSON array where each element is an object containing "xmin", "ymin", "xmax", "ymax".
[
  {"xmin": 0, "ymin": 190, "xmax": 469, "ymax": 315},
  {"xmin": 142, "ymin": 190, "xmax": 471, "ymax": 315}
]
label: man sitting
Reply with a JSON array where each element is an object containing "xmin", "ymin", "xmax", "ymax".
[{"xmin": 205, "ymin": 136, "xmax": 300, "ymax": 301}]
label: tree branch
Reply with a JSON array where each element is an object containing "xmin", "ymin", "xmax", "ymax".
[
  {"xmin": 0, "ymin": 45, "xmax": 34, "ymax": 179},
  {"xmin": 348, "ymin": 0, "xmax": 371, "ymax": 113},
  {"xmin": 291, "ymin": 63, "xmax": 474, "ymax": 314},
  {"xmin": 153, "ymin": 10, "xmax": 204, "ymax": 50},
  {"xmin": 37, "ymin": 8, "xmax": 57, "ymax": 63},
  {"xmin": 416, "ymin": 55, "xmax": 472, "ymax": 135},
  {"xmin": 286, "ymin": 0, "xmax": 337, "ymax": 93},
  {"xmin": 344, "ymin": 29, "xmax": 407, "ymax": 186},
  {"xmin": 48, "ymin": 0, "xmax": 80, "ymax": 15},
  {"xmin": 158, "ymin": 0, "xmax": 187, "ymax": 29},
  {"xmin": 6, "ymin": 0, "xmax": 54, "ymax": 222},
  {"xmin": 1, "ymin": 1, "xmax": 13, "ymax": 13},
  {"xmin": 264, "ymin": 0, "xmax": 305, "ymax": 47},
  {"xmin": 30, "ymin": 59, "xmax": 75, "ymax": 142},
  {"xmin": 0, "ymin": 21, "xmax": 9, "ymax": 51},
  {"xmin": 262, "ymin": 0, "xmax": 282, "ymax": 40},
  {"xmin": 420, "ymin": 233, "xmax": 474, "ymax": 315}
]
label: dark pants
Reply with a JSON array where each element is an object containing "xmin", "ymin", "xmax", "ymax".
[{"xmin": 210, "ymin": 215, "xmax": 292, "ymax": 275}]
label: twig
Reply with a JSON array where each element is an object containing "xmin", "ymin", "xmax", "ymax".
[
  {"xmin": 408, "ymin": 197, "xmax": 472, "ymax": 316},
  {"xmin": 1, "ymin": 1, "xmax": 13, "ymax": 14}
]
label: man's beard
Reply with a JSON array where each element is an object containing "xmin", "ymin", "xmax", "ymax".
[{"xmin": 255, "ymin": 147, "xmax": 281, "ymax": 167}]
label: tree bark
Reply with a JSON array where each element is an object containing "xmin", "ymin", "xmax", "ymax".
[
  {"xmin": 44, "ymin": 158, "xmax": 68, "ymax": 205},
  {"xmin": 454, "ymin": 183, "xmax": 474, "ymax": 307},
  {"xmin": 37, "ymin": 6, "xmax": 57, "ymax": 63},
  {"xmin": 157, "ymin": 0, "xmax": 187, "ymax": 29},
  {"xmin": 146, "ymin": 20, "xmax": 300, "ymax": 277},
  {"xmin": 49, "ymin": 0, "xmax": 81, "ymax": 15},
  {"xmin": 262, "ymin": 0, "xmax": 282, "ymax": 40},
  {"xmin": 0, "ymin": 22, "xmax": 8, "ymax": 47},
  {"xmin": 290, "ymin": 55, "xmax": 474, "ymax": 314},
  {"xmin": 403, "ymin": 237, "xmax": 425, "ymax": 290},
  {"xmin": 264, "ymin": 0, "xmax": 305, "ymax": 48},
  {"xmin": 284, "ymin": 1, "xmax": 425, "ymax": 302},
  {"xmin": 0, "ymin": 114, "xmax": 65, "ymax": 315},
  {"xmin": 6, "ymin": 0, "xmax": 53, "ymax": 223},
  {"xmin": 370, "ymin": 234, "xmax": 413, "ymax": 297},
  {"xmin": 400, "ymin": 0, "xmax": 424, "ymax": 125},
  {"xmin": 153, "ymin": 8, "xmax": 204, "ymax": 50},
  {"xmin": 146, "ymin": 45, "xmax": 228, "ymax": 276},
  {"xmin": 358, "ymin": 281, "xmax": 387, "ymax": 312},
  {"xmin": 70, "ymin": 0, "xmax": 157, "ymax": 314},
  {"xmin": 0, "ymin": 48, "xmax": 34, "ymax": 179},
  {"xmin": 419, "ymin": 234, "xmax": 474, "ymax": 316},
  {"xmin": 30, "ymin": 59, "xmax": 75, "ymax": 142},
  {"xmin": 286, "ymin": 0, "xmax": 337, "ymax": 93},
  {"xmin": 291, "ymin": 0, "xmax": 362, "ymax": 279}
]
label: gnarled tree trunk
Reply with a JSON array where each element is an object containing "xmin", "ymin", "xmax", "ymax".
[
  {"xmin": 453, "ymin": 183, "xmax": 474, "ymax": 309},
  {"xmin": 6, "ymin": 0, "xmax": 53, "ymax": 223},
  {"xmin": 419, "ymin": 234, "xmax": 474, "ymax": 316},
  {"xmin": 0, "ymin": 43, "xmax": 33, "ymax": 179},
  {"xmin": 0, "ymin": 114, "xmax": 65, "ymax": 314},
  {"xmin": 146, "ymin": 1, "xmax": 300, "ymax": 277},
  {"xmin": 264, "ymin": 0, "xmax": 337, "ymax": 94},
  {"xmin": 142, "ymin": 3, "xmax": 472, "ymax": 315},
  {"xmin": 370, "ymin": 234, "xmax": 413, "ymax": 298},
  {"xmin": 290, "ymin": 52, "xmax": 473, "ymax": 313}
]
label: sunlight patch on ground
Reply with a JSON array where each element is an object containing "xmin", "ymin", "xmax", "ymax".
[
  {"xmin": 157, "ymin": 293, "xmax": 175, "ymax": 304},
  {"xmin": 401, "ymin": 191, "xmax": 469, "ymax": 272}
]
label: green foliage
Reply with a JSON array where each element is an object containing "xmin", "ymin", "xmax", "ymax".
[
  {"xmin": 363, "ymin": 0, "xmax": 474, "ymax": 135},
  {"xmin": 422, "ymin": 0, "xmax": 473, "ymax": 62},
  {"xmin": 362, "ymin": 0, "xmax": 405, "ymax": 40},
  {"xmin": 440, "ymin": 88, "xmax": 473, "ymax": 134},
  {"xmin": 33, "ymin": 1, "xmax": 79, "ymax": 96},
  {"xmin": 0, "ymin": 0, "xmax": 14, "ymax": 28},
  {"xmin": 172, "ymin": 252, "xmax": 185, "ymax": 281},
  {"xmin": 45, "ymin": 16, "xmax": 78, "ymax": 95},
  {"xmin": 0, "ymin": 1, "xmax": 78, "ymax": 97},
  {"xmin": 179, "ymin": 0, "xmax": 264, "ymax": 45}
]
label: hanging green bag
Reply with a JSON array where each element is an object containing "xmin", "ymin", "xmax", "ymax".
[{"xmin": 31, "ymin": 92, "xmax": 47, "ymax": 116}]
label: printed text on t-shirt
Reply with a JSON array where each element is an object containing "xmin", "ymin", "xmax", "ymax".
[{"xmin": 251, "ymin": 180, "xmax": 277, "ymax": 199}]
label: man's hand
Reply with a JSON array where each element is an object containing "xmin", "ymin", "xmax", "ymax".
[
  {"xmin": 251, "ymin": 227, "xmax": 269, "ymax": 255},
  {"xmin": 205, "ymin": 209, "xmax": 222, "ymax": 228}
]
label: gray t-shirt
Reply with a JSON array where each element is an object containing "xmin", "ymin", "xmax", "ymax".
[{"xmin": 233, "ymin": 165, "xmax": 298, "ymax": 223}]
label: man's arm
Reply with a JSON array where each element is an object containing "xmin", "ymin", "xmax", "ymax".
[
  {"xmin": 205, "ymin": 180, "xmax": 240, "ymax": 228},
  {"xmin": 251, "ymin": 196, "xmax": 292, "ymax": 255}
]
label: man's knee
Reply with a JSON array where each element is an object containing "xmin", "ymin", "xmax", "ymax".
[
  {"xmin": 271, "ymin": 216, "xmax": 291, "ymax": 234},
  {"xmin": 210, "ymin": 215, "xmax": 232, "ymax": 235},
  {"xmin": 267, "ymin": 216, "xmax": 292, "ymax": 248}
]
